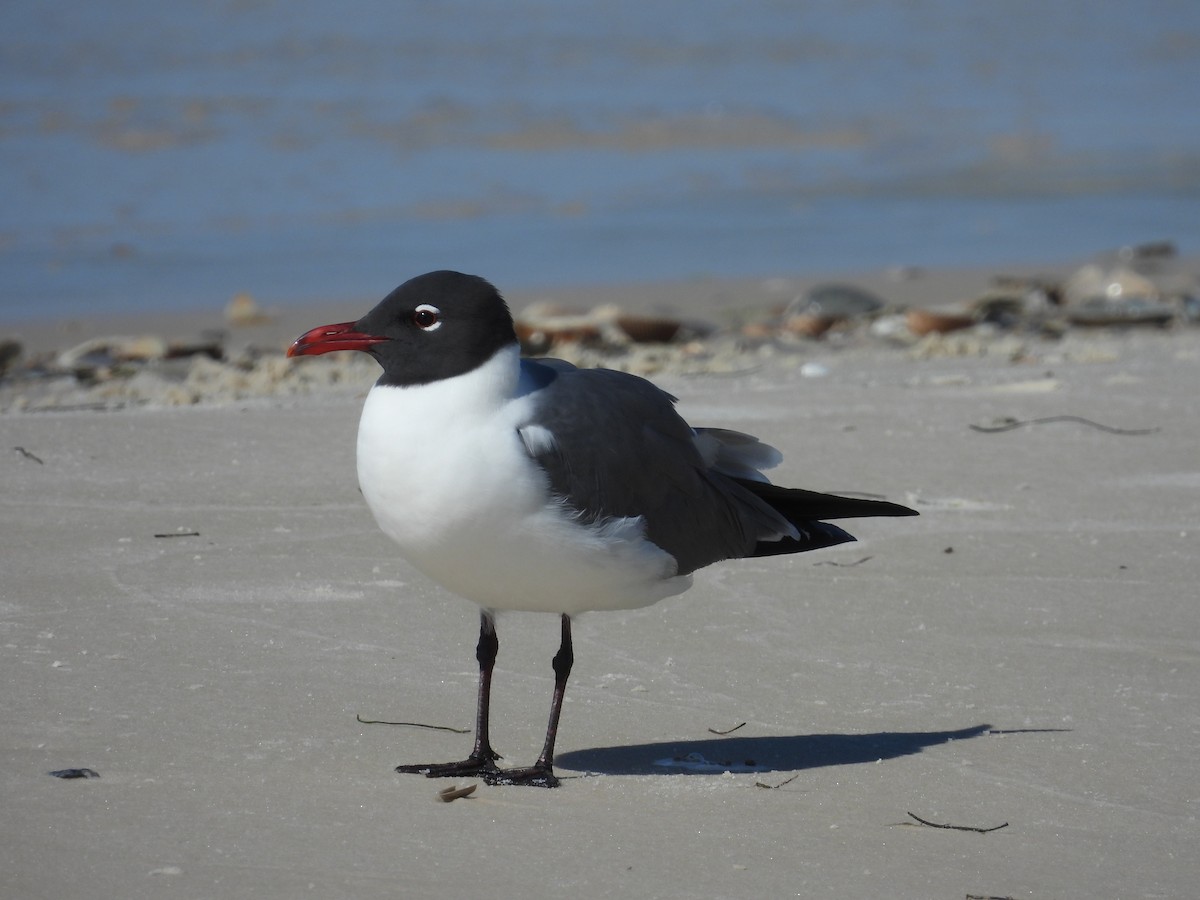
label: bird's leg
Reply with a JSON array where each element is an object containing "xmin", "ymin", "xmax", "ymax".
[
  {"xmin": 395, "ymin": 610, "xmax": 502, "ymax": 778},
  {"xmin": 485, "ymin": 613, "xmax": 573, "ymax": 788}
]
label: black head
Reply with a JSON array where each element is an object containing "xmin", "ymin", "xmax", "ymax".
[{"xmin": 288, "ymin": 270, "xmax": 517, "ymax": 386}]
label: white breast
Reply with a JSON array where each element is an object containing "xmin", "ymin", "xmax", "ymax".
[{"xmin": 355, "ymin": 346, "xmax": 691, "ymax": 615}]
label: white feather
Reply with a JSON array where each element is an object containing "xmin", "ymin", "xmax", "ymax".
[{"xmin": 356, "ymin": 345, "xmax": 691, "ymax": 615}]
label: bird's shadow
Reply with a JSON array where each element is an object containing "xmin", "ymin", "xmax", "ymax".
[{"xmin": 557, "ymin": 723, "xmax": 992, "ymax": 776}]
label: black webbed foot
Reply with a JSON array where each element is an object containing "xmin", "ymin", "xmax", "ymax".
[
  {"xmin": 395, "ymin": 755, "xmax": 501, "ymax": 779},
  {"xmin": 482, "ymin": 764, "xmax": 560, "ymax": 788}
]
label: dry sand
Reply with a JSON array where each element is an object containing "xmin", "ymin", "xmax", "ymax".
[{"xmin": 3, "ymin": 269, "xmax": 1198, "ymax": 899}]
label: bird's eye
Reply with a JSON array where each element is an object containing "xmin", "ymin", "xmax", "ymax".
[{"xmin": 412, "ymin": 304, "xmax": 442, "ymax": 331}]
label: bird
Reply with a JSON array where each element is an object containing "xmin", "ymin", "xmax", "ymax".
[{"xmin": 287, "ymin": 270, "xmax": 917, "ymax": 788}]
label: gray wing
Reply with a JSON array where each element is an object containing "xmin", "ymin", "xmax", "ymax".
[{"xmin": 516, "ymin": 359, "xmax": 796, "ymax": 575}]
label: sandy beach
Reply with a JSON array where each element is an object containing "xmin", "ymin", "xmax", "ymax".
[{"xmin": 3, "ymin": 264, "xmax": 1198, "ymax": 898}]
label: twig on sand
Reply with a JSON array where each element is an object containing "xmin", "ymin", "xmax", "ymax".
[
  {"xmin": 14, "ymin": 446, "xmax": 44, "ymax": 464},
  {"xmin": 707, "ymin": 721, "xmax": 746, "ymax": 736},
  {"xmin": 969, "ymin": 415, "xmax": 1159, "ymax": 435},
  {"xmin": 907, "ymin": 811, "xmax": 1008, "ymax": 834},
  {"xmin": 355, "ymin": 713, "xmax": 470, "ymax": 734},
  {"xmin": 814, "ymin": 556, "xmax": 873, "ymax": 567},
  {"xmin": 755, "ymin": 774, "xmax": 799, "ymax": 790}
]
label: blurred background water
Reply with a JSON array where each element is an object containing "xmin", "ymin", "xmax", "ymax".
[{"xmin": 3, "ymin": 0, "xmax": 1198, "ymax": 320}]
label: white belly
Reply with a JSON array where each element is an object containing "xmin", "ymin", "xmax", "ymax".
[{"xmin": 354, "ymin": 355, "xmax": 691, "ymax": 615}]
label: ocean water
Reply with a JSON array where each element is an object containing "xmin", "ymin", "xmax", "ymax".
[{"xmin": 3, "ymin": 0, "xmax": 1198, "ymax": 320}]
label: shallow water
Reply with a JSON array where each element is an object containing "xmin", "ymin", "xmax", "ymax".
[{"xmin": 3, "ymin": 0, "xmax": 1198, "ymax": 319}]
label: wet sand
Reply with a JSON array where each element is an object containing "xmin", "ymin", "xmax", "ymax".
[{"xmin": 3, "ymin": 265, "xmax": 1199, "ymax": 898}]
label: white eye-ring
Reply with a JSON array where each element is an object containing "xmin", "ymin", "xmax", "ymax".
[{"xmin": 412, "ymin": 304, "xmax": 442, "ymax": 331}]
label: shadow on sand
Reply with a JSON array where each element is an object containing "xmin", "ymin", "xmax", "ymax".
[{"xmin": 557, "ymin": 723, "xmax": 992, "ymax": 776}]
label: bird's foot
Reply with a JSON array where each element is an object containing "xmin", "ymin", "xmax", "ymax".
[
  {"xmin": 395, "ymin": 755, "xmax": 501, "ymax": 779},
  {"xmin": 482, "ymin": 764, "xmax": 560, "ymax": 789},
  {"xmin": 395, "ymin": 756, "xmax": 560, "ymax": 788}
]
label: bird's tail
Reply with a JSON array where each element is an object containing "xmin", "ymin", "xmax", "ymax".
[{"xmin": 731, "ymin": 478, "xmax": 918, "ymax": 558}]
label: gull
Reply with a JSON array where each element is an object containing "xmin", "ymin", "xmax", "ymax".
[{"xmin": 288, "ymin": 270, "xmax": 917, "ymax": 787}]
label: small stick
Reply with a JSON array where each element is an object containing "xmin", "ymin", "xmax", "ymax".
[
  {"xmin": 755, "ymin": 774, "xmax": 799, "ymax": 790},
  {"xmin": 14, "ymin": 446, "xmax": 44, "ymax": 464},
  {"xmin": 154, "ymin": 531, "xmax": 201, "ymax": 538},
  {"xmin": 970, "ymin": 415, "xmax": 1158, "ymax": 435},
  {"xmin": 907, "ymin": 811, "xmax": 1008, "ymax": 834},
  {"xmin": 356, "ymin": 713, "xmax": 470, "ymax": 734},
  {"xmin": 707, "ymin": 721, "xmax": 746, "ymax": 736},
  {"xmin": 814, "ymin": 556, "xmax": 873, "ymax": 567}
]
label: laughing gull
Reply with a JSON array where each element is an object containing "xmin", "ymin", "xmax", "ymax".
[{"xmin": 288, "ymin": 270, "xmax": 917, "ymax": 787}]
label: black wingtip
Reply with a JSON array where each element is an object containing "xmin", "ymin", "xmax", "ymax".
[
  {"xmin": 733, "ymin": 479, "xmax": 918, "ymax": 521},
  {"xmin": 752, "ymin": 520, "xmax": 858, "ymax": 558},
  {"xmin": 865, "ymin": 499, "xmax": 920, "ymax": 517}
]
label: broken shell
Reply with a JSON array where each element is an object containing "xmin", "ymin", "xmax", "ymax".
[
  {"xmin": 785, "ymin": 284, "xmax": 885, "ymax": 320},
  {"xmin": 614, "ymin": 313, "xmax": 682, "ymax": 344},
  {"xmin": 869, "ymin": 313, "xmax": 917, "ymax": 344},
  {"xmin": 514, "ymin": 320, "xmax": 602, "ymax": 354},
  {"xmin": 119, "ymin": 335, "xmax": 171, "ymax": 360},
  {"xmin": 56, "ymin": 335, "xmax": 169, "ymax": 370},
  {"xmin": 1064, "ymin": 264, "xmax": 1159, "ymax": 307},
  {"xmin": 740, "ymin": 320, "xmax": 777, "ymax": 340},
  {"xmin": 971, "ymin": 284, "xmax": 1060, "ymax": 327},
  {"xmin": 1066, "ymin": 296, "xmax": 1176, "ymax": 327},
  {"xmin": 436, "ymin": 784, "xmax": 478, "ymax": 802},
  {"xmin": 782, "ymin": 313, "xmax": 837, "ymax": 338},
  {"xmin": 515, "ymin": 302, "xmax": 618, "ymax": 353},
  {"xmin": 1061, "ymin": 257, "xmax": 1179, "ymax": 326},
  {"xmin": 779, "ymin": 283, "xmax": 886, "ymax": 339},
  {"xmin": 905, "ymin": 309, "xmax": 976, "ymax": 336}
]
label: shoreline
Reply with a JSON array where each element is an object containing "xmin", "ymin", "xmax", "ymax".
[
  {"xmin": 2, "ymin": 258, "xmax": 1078, "ymax": 346},
  {"xmin": 2, "ymin": 253, "xmax": 1196, "ymax": 414}
]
